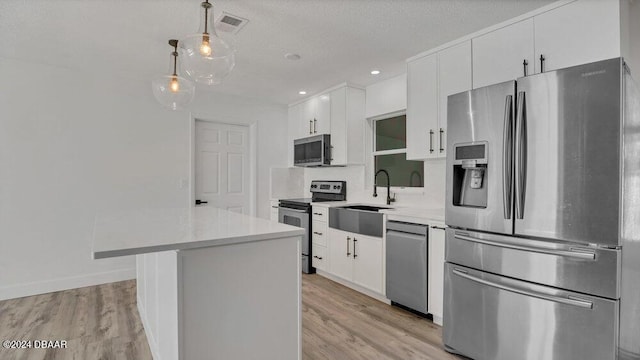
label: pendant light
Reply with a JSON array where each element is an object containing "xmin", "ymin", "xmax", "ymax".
[
  {"xmin": 179, "ymin": 0, "xmax": 236, "ymax": 85},
  {"xmin": 151, "ymin": 39, "xmax": 195, "ymax": 111}
]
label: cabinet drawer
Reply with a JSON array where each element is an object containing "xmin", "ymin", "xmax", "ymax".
[
  {"xmin": 312, "ymin": 244, "xmax": 326, "ymax": 271},
  {"xmin": 312, "ymin": 206, "xmax": 328, "ymax": 222},
  {"xmin": 312, "ymin": 220, "xmax": 327, "ymax": 246}
]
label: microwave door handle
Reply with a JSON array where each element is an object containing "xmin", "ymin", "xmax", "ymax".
[
  {"xmin": 515, "ymin": 91, "xmax": 527, "ymax": 220},
  {"xmin": 502, "ymin": 95, "xmax": 513, "ymax": 220}
]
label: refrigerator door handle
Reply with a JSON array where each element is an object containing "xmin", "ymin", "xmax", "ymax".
[
  {"xmin": 453, "ymin": 233, "xmax": 596, "ymax": 260},
  {"xmin": 502, "ymin": 95, "xmax": 513, "ymax": 220},
  {"xmin": 515, "ymin": 91, "xmax": 527, "ymax": 219},
  {"xmin": 452, "ymin": 268, "xmax": 594, "ymax": 309}
]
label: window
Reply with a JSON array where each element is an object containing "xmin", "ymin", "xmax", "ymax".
[{"xmin": 373, "ymin": 115, "xmax": 424, "ymax": 187}]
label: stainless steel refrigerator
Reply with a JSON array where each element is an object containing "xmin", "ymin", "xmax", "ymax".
[{"xmin": 444, "ymin": 58, "xmax": 640, "ymax": 360}]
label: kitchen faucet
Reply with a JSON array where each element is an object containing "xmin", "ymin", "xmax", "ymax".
[{"xmin": 373, "ymin": 169, "xmax": 395, "ymax": 205}]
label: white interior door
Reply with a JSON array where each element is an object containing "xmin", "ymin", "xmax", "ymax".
[{"xmin": 195, "ymin": 120, "xmax": 250, "ymax": 214}]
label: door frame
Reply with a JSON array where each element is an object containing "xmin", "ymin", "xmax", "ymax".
[{"xmin": 189, "ymin": 114, "xmax": 257, "ymax": 216}]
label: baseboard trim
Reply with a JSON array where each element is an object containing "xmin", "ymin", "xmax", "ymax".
[
  {"xmin": 316, "ymin": 270, "xmax": 391, "ymax": 304},
  {"xmin": 0, "ymin": 268, "xmax": 136, "ymax": 301}
]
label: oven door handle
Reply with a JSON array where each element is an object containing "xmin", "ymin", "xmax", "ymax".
[
  {"xmin": 452, "ymin": 268, "xmax": 593, "ymax": 309},
  {"xmin": 277, "ymin": 207, "xmax": 308, "ymax": 214}
]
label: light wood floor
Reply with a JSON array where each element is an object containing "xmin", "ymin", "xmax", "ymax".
[{"xmin": 0, "ymin": 274, "xmax": 461, "ymax": 360}]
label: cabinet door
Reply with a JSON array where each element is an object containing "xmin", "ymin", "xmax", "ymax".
[
  {"xmin": 329, "ymin": 87, "xmax": 347, "ymax": 165},
  {"xmin": 437, "ymin": 41, "xmax": 472, "ymax": 159},
  {"xmin": 534, "ymin": 0, "xmax": 620, "ymax": 73},
  {"xmin": 407, "ymin": 53, "xmax": 438, "ymax": 160},
  {"xmin": 472, "ymin": 19, "xmax": 535, "ymax": 88},
  {"xmin": 300, "ymin": 99, "xmax": 315, "ymax": 137},
  {"xmin": 352, "ymin": 234, "xmax": 383, "ymax": 294},
  {"xmin": 314, "ymin": 93, "xmax": 331, "ymax": 134},
  {"xmin": 428, "ymin": 226, "xmax": 446, "ymax": 325},
  {"xmin": 328, "ymin": 228, "xmax": 353, "ymax": 281}
]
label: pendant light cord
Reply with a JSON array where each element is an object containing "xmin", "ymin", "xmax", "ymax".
[
  {"xmin": 203, "ymin": 0, "xmax": 211, "ymax": 35},
  {"xmin": 169, "ymin": 39, "xmax": 179, "ymax": 77}
]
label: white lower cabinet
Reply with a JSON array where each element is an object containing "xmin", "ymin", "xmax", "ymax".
[
  {"xmin": 428, "ymin": 224, "xmax": 446, "ymax": 325},
  {"xmin": 327, "ymin": 228, "xmax": 384, "ymax": 294},
  {"xmin": 312, "ymin": 244, "xmax": 327, "ymax": 271}
]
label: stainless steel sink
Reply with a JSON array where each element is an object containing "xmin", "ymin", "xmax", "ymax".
[
  {"xmin": 329, "ymin": 205, "xmax": 387, "ymax": 237},
  {"xmin": 337, "ymin": 204, "xmax": 391, "ymax": 212}
]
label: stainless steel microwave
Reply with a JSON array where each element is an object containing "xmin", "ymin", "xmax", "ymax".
[{"xmin": 294, "ymin": 134, "xmax": 331, "ymax": 167}]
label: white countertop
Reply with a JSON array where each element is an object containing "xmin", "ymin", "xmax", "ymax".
[
  {"xmin": 310, "ymin": 201, "xmax": 445, "ymax": 224},
  {"xmin": 92, "ymin": 207, "xmax": 304, "ymax": 259}
]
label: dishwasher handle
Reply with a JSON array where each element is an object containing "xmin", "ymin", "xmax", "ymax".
[
  {"xmin": 386, "ymin": 221, "xmax": 428, "ymax": 236},
  {"xmin": 386, "ymin": 230, "xmax": 428, "ymax": 242}
]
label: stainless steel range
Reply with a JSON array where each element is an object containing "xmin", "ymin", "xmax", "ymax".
[
  {"xmin": 444, "ymin": 58, "xmax": 640, "ymax": 360},
  {"xmin": 278, "ymin": 180, "xmax": 346, "ymax": 273}
]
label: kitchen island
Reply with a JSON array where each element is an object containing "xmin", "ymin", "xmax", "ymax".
[{"xmin": 92, "ymin": 207, "xmax": 304, "ymax": 360}]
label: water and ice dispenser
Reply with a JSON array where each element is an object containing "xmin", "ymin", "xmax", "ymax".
[{"xmin": 452, "ymin": 142, "xmax": 488, "ymax": 208}]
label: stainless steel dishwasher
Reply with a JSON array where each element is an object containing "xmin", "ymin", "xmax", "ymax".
[{"xmin": 386, "ymin": 221, "xmax": 428, "ymax": 315}]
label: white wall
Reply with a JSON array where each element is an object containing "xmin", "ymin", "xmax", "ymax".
[{"xmin": 0, "ymin": 57, "xmax": 288, "ymax": 300}]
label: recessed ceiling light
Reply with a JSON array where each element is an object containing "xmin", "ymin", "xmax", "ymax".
[
  {"xmin": 285, "ymin": 53, "xmax": 301, "ymax": 61},
  {"xmin": 371, "ymin": 70, "xmax": 381, "ymax": 75},
  {"xmin": 299, "ymin": 90, "xmax": 307, "ymax": 95}
]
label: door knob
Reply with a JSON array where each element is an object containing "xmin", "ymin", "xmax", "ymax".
[{"xmin": 195, "ymin": 200, "xmax": 208, "ymax": 205}]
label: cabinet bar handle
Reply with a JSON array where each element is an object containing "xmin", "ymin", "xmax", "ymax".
[
  {"xmin": 353, "ymin": 238, "xmax": 357, "ymax": 258},
  {"xmin": 429, "ymin": 130, "xmax": 434, "ymax": 153},
  {"xmin": 346, "ymin": 237, "xmax": 351, "ymax": 257},
  {"xmin": 523, "ymin": 59, "xmax": 528, "ymax": 76},
  {"xmin": 439, "ymin": 128, "xmax": 445, "ymax": 153},
  {"xmin": 539, "ymin": 54, "xmax": 546, "ymax": 73},
  {"xmin": 313, "ymin": 231, "xmax": 323, "ymax": 236},
  {"xmin": 314, "ymin": 119, "xmax": 317, "ymax": 133},
  {"xmin": 313, "ymin": 212, "xmax": 323, "ymax": 216},
  {"xmin": 313, "ymin": 255, "xmax": 323, "ymax": 260},
  {"xmin": 309, "ymin": 120, "xmax": 313, "ymax": 134}
]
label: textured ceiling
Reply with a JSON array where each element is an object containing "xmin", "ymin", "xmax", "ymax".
[{"xmin": 0, "ymin": 0, "xmax": 555, "ymax": 104}]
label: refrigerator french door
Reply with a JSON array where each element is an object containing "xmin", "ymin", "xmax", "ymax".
[{"xmin": 443, "ymin": 58, "xmax": 639, "ymax": 360}]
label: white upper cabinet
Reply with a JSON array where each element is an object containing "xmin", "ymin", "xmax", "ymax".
[
  {"xmin": 534, "ymin": 0, "xmax": 621, "ymax": 73},
  {"xmin": 330, "ymin": 87, "xmax": 365, "ymax": 166},
  {"xmin": 473, "ymin": 19, "xmax": 535, "ymax": 88},
  {"xmin": 287, "ymin": 84, "xmax": 364, "ymax": 167},
  {"xmin": 300, "ymin": 95, "xmax": 331, "ymax": 137},
  {"xmin": 406, "ymin": 41, "xmax": 471, "ymax": 161},
  {"xmin": 406, "ymin": 53, "xmax": 438, "ymax": 160},
  {"xmin": 365, "ymin": 74, "xmax": 407, "ymax": 119},
  {"xmin": 437, "ymin": 41, "xmax": 472, "ymax": 159},
  {"xmin": 287, "ymin": 103, "xmax": 302, "ymax": 166}
]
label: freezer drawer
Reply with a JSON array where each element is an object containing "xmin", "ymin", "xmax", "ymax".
[
  {"xmin": 444, "ymin": 263, "xmax": 619, "ymax": 360},
  {"xmin": 446, "ymin": 228, "xmax": 620, "ymax": 299}
]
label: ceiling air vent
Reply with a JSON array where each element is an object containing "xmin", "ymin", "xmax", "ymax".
[{"xmin": 215, "ymin": 12, "xmax": 249, "ymax": 34}]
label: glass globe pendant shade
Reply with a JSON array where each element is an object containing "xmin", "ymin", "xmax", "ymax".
[
  {"xmin": 179, "ymin": 1, "xmax": 236, "ymax": 85},
  {"xmin": 152, "ymin": 40, "xmax": 195, "ymax": 111},
  {"xmin": 152, "ymin": 74, "xmax": 195, "ymax": 111}
]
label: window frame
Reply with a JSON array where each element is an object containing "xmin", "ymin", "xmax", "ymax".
[{"xmin": 371, "ymin": 114, "xmax": 425, "ymax": 192}]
